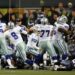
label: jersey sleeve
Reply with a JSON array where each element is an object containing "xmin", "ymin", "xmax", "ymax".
[
  {"xmin": 4, "ymin": 31, "xmax": 8, "ymax": 38},
  {"xmin": 31, "ymin": 24, "xmax": 40, "ymax": 30},
  {"xmin": 64, "ymin": 24, "xmax": 69, "ymax": 30},
  {"xmin": 3, "ymin": 23, "xmax": 7, "ymax": 31},
  {"xmin": 20, "ymin": 26, "xmax": 28, "ymax": 34},
  {"xmin": 50, "ymin": 25, "xmax": 54, "ymax": 32},
  {"xmin": 30, "ymin": 34, "xmax": 40, "ymax": 50}
]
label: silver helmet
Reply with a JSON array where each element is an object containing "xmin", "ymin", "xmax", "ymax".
[
  {"xmin": 41, "ymin": 17, "xmax": 48, "ymax": 25},
  {"xmin": 8, "ymin": 21, "xmax": 15, "ymax": 29},
  {"xmin": 57, "ymin": 15, "xmax": 68, "ymax": 24}
]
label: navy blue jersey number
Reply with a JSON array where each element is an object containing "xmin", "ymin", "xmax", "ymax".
[
  {"xmin": 0, "ymin": 29, "xmax": 3, "ymax": 33},
  {"xmin": 11, "ymin": 32, "xmax": 18, "ymax": 40},
  {"xmin": 40, "ymin": 30, "xmax": 50, "ymax": 37}
]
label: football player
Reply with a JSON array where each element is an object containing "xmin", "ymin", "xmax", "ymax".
[
  {"xmin": 30, "ymin": 17, "xmax": 58, "ymax": 66},
  {"xmin": 4, "ymin": 21, "xmax": 33, "ymax": 67},
  {"xmin": 52, "ymin": 15, "xmax": 71, "ymax": 70}
]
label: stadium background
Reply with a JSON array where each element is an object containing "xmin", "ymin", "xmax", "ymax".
[
  {"xmin": 0, "ymin": 0, "xmax": 75, "ymax": 8},
  {"xmin": 0, "ymin": 0, "xmax": 75, "ymax": 14}
]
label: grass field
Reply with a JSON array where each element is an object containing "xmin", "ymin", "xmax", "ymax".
[{"xmin": 0, "ymin": 70, "xmax": 75, "ymax": 75}]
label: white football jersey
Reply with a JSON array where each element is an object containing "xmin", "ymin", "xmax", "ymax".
[
  {"xmin": 27, "ymin": 33, "xmax": 39, "ymax": 50},
  {"xmin": 34, "ymin": 24, "xmax": 54, "ymax": 41},
  {"xmin": 4, "ymin": 26, "xmax": 27, "ymax": 46},
  {"xmin": 53, "ymin": 22, "xmax": 69, "ymax": 40},
  {"xmin": 0, "ymin": 22, "xmax": 6, "ymax": 37},
  {"xmin": 39, "ymin": 25, "xmax": 54, "ymax": 41},
  {"xmin": 33, "ymin": 24, "xmax": 54, "ymax": 41}
]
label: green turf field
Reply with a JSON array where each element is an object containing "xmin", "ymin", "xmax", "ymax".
[{"xmin": 0, "ymin": 70, "xmax": 75, "ymax": 75}]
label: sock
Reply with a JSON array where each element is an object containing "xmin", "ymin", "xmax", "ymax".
[
  {"xmin": 26, "ymin": 59, "xmax": 33, "ymax": 65},
  {"xmin": 51, "ymin": 56, "xmax": 58, "ymax": 65},
  {"xmin": 43, "ymin": 60, "xmax": 47, "ymax": 66},
  {"xmin": 7, "ymin": 59, "xmax": 13, "ymax": 67},
  {"xmin": 62, "ymin": 54, "xmax": 68, "ymax": 60},
  {"xmin": 34, "ymin": 54, "xmax": 43, "ymax": 64},
  {"xmin": 52, "ymin": 56, "xmax": 58, "ymax": 60},
  {"xmin": 5, "ymin": 55, "xmax": 13, "ymax": 67},
  {"xmin": 5, "ymin": 55, "xmax": 12, "ymax": 59}
]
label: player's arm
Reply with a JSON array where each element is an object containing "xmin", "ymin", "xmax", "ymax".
[
  {"xmin": 31, "ymin": 39, "xmax": 43, "ymax": 51},
  {"xmin": 4, "ymin": 26, "xmax": 9, "ymax": 32},
  {"xmin": 4, "ymin": 31, "xmax": 10, "ymax": 42},
  {"xmin": 50, "ymin": 26, "xmax": 55, "ymax": 36},
  {"xmin": 30, "ymin": 35, "xmax": 40, "ymax": 50},
  {"xmin": 21, "ymin": 30, "xmax": 28, "ymax": 35},
  {"xmin": 50, "ymin": 29, "xmax": 54, "ymax": 36},
  {"xmin": 26, "ymin": 27, "xmax": 34, "ymax": 34},
  {"xmin": 4, "ymin": 24, "xmax": 9, "ymax": 32},
  {"xmin": 58, "ymin": 26, "xmax": 69, "ymax": 35},
  {"xmin": 32, "ymin": 43, "xmax": 40, "ymax": 50},
  {"xmin": 31, "ymin": 38, "xmax": 39, "ymax": 50},
  {"xmin": 28, "ymin": 26, "xmax": 35, "ymax": 32},
  {"xmin": 20, "ymin": 26, "xmax": 35, "ymax": 34},
  {"xmin": 28, "ymin": 25, "xmax": 39, "ymax": 33},
  {"xmin": 20, "ymin": 26, "xmax": 28, "ymax": 35}
]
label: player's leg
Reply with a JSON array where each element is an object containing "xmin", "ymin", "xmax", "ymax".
[
  {"xmin": 54, "ymin": 39, "xmax": 65, "ymax": 54},
  {"xmin": 57, "ymin": 39, "xmax": 69, "ymax": 60},
  {"xmin": 16, "ymin": 42, "xmax": 27, "ymax": 62},
  {"xmin": 26, "ymin": 46, "xmax": 43, "ymax": 66},
  {"xmin": 16, "ymin": 42, "xmax": 33, "ymax": 66},
  {"xmin": 53, "ymin": 39, "xmax": 71, "ymax": 68},
  {"xmin": 0, "ymin": 38, "xmax": 8, "ymax": 55},
  {"xmin": 0, "ymin": 38, "xmax": 15, "ymax": 68},
  {"xmin": 26, "ymin": 47, "xmax": 39, "ymax": 55},
  {"xmin": 54, "ymin": 39, "xmax": 66, "ymax": 61},
  {"xmin": 39, "ymin": 41, "xmax": 58, "ymax": 63},
  {"xmin": 46, "ymin": 41, "xmax": 58, "ymax": 65},
  {"xmin": 53, "ymin": 39, "xmax": 68, "ymax": 60},
  {"xmin": 63, "ymin": 40, "xmax": 70, "ymax": 55},
  {"xmin": 60, "ymin": 40, "xmax": 70, "ymax": 63}
]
